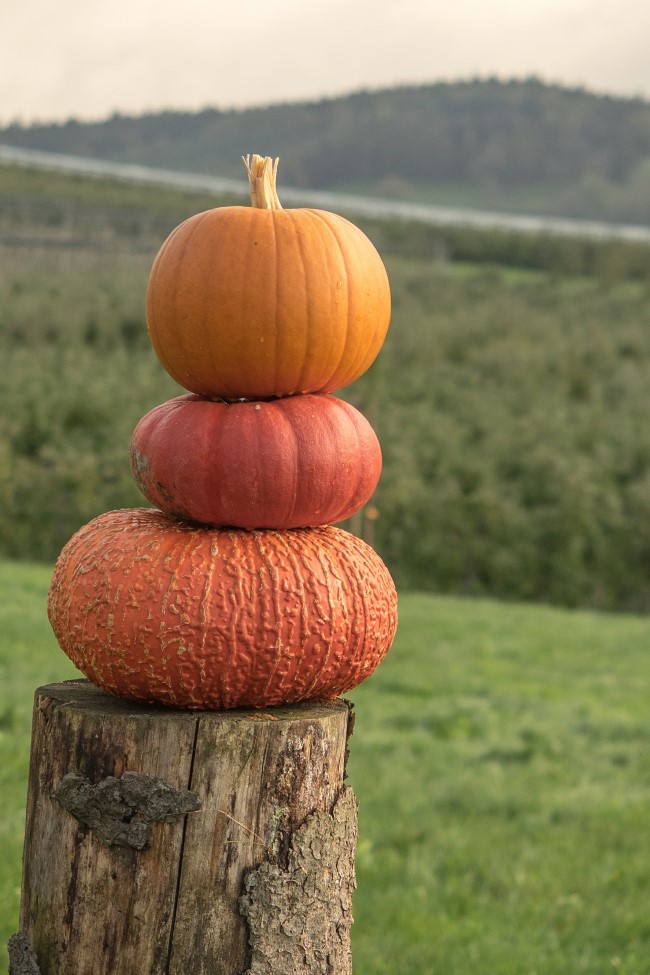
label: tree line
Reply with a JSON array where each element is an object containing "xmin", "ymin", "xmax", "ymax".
[{"xmin": 4, "ymin": 78, "xmax": 650, "ymax": 224}]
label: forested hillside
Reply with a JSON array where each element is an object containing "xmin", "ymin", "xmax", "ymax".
[{"xmin": 4, "ymin": 78, "xmax": 650, "ymax": 223}]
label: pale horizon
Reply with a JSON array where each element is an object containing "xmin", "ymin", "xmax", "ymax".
[{"xmin": 3, "ymin": 0, "xmax": 650, "ymax": 126}]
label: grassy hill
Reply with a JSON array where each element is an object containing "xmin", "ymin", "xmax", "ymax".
[
  {"xmin": 4, "ymin": 78, "xmax": 650, "ymax": 224},
  {"xmin": 2, "ymin": 562, "xmax": 650, "ymax": 974}
]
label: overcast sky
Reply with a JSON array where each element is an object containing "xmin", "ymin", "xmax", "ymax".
[{"xmin": 3, "ymin": 0, "xmax": 650, "ymax": 125}]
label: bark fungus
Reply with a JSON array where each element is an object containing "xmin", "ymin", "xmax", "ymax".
[
  {"xmin": 239, "ymin": 788, "xmax": 358, "ymax": 975},
  {"xmin": 7, "ymin": 932, "xmax": 41, "ymax": 975},
  {"xmin": 52, "ymin": 771, "xmax": 201, "ymax": 849}
]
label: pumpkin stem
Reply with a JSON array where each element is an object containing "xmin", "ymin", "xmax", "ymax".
[{"xmin": 242, "ymin": 154, "xmax": 283, "ymax": 210}]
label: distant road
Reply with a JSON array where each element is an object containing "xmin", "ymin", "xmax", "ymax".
[{"xmin": 2, "ymin": 142, "xmax": 650, "ymax": 244}]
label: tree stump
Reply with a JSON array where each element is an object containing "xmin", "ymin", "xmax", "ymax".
[{"xmin": 14, "ymin": 680, "xmax": 357, "ymax": 975}]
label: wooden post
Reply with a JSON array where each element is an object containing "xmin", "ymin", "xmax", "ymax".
[{"xmin": 12, "ymin": 680, "xmax": 356, "ymax": 975}]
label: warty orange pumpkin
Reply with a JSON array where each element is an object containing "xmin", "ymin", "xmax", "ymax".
[
  {"xmin": 130, "ymin": 393, "xmax": 381, "ymax": 529},
  {"xmin": 48, "ymin": 508, "xmax": 398, "ymax": 710},
  {"xmin": 146, "ymin": 155, "xmax": 391, "ymax": 401}
]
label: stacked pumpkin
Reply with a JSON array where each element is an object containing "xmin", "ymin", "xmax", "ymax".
[{"xmin": 48, "ymin": 156, "xmax": 398, "ymax": 710}]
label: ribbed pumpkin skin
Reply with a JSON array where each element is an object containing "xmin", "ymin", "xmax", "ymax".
[
  {"xmin": 130, "ymin": 393, "xmax": 381, "ymax": 529},
  {"xmin": 48, "ymin": 509, "xmax": 398, "ymax": 710},
  {"xmin": 146, "ymin": 206, "xmax": 391, "ymax": 400}
]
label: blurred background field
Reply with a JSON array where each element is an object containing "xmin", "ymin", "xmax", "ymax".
[{"xmin": 2, "ymin": 160, "xmax": 650, "ymax": 610}]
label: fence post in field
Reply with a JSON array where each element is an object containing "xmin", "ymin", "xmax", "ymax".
[{"xmin": 11, "ymin": 679, "xmax": 357, "ymax": 975}]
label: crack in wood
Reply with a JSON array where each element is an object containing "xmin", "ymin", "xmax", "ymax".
[
  {"xmin": 52, "ymin": 770, "xmax": 201, "ymax": 849},
  {"xmin": 165, "ymin": 714, "xmax": 201, "ymax": 975}
]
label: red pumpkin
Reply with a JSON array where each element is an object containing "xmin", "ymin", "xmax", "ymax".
[
  {"xmin": 130, "ymin": 393, "xmax": 381, "ymax": 529},
  {"xmin": 48, "ymin": 508, "xmax": 398, "ymax": 710},
  {"xmin": 145, "ymin": 155, "xmax": 391, "ymax": 401}
]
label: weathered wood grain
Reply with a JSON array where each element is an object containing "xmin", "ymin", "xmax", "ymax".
[
  {"xmin": 18, "ymin": 681, "xmax": 356, "ymax": 975},
  {"xmin": 20, "ymin": 680, "xmax": 198, "ymax": 975}
]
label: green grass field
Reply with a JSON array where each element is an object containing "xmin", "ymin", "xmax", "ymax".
[{"xmin": 1, "ymin": 561, "xmax": 649, "ymax": 974}]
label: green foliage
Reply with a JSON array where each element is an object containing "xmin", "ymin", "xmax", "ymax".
[
  {"xmin": 5, "ymin": 77, "xmax": 650, "ymax": 223},
  {"xmin": 0, "ymin": 164, "xmax": 220, "ymax": 560},
  {"xmin": 364, "ymin": 216, "xmax": 650, "ymax": 281},
  {"xmin": 342, "ymin": 259, "xmax": 650, "ymax": 611},
  {"xmin": 0, "ymin": 245, "xmax": 181, "ymax": 561},
  {"xmin": 2, "ymin": 163, "xmax": 650, "ymax": 611},
  {"xmin": 2, "ymin": 573, "xmax": 650, "ymax": 974}
]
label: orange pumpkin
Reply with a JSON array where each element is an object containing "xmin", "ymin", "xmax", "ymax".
[
  {"xmin": 146, "ymin": 155, "xmax": 391, "ymax": 401},
  {"xmin": 130, "ymin": 393, "xmax": 381, "ymax": 529},
  {"xmin": 48, "ymin": 508, "xmax": 398, "ymax": 710}
]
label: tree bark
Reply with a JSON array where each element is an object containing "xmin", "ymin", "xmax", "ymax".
[{"xmin": 17, "ymin": 680, "xmax": 356, "ymax": 975}]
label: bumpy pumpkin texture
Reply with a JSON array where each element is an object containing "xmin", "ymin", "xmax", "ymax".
[
  {"xmin": 145, "ymin": 159, "xmax": 391, "ymax": 401},
  {"xmin": 47, "ymin": 508, "xmax": 398, "ymax": 710},
  {"xmin": 130, "ymin": 393, "xmax": 382, "ymax": 529}
]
